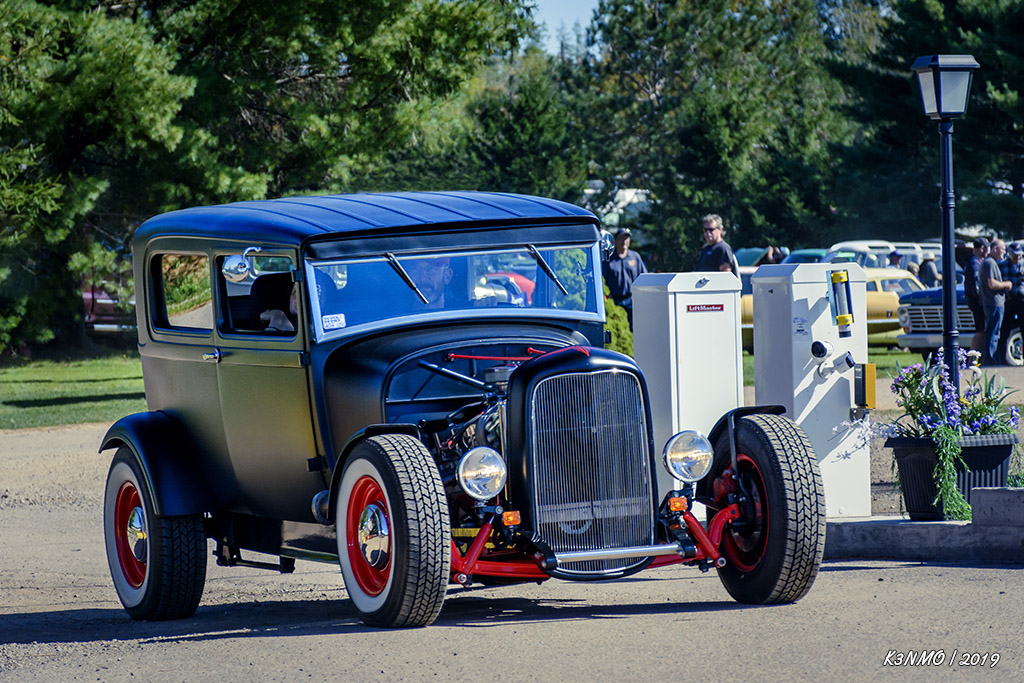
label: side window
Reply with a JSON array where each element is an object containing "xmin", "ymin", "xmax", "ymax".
[
  {"xmin": 866, "ymin": 281, "xmax": 879, "ymax": 292},
  {"xmin": 154, "ymin": 254, "xmax": 213, "ymax": 331},
  {"xmin": 219, "ymin": 254, "xmax": 296, "ymax": 335}
]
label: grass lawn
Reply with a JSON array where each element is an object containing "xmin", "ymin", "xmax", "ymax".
[
  {"xmin": 2, "ymin": 340, "xmax": 918, "ymax": 431},
  {"xmin": 0, "ymin": 346, "xmax": 145, "ymax": 430},
  {"xmin": 742, "ymin": 347, "xmax": 917, "ymax": 387}
]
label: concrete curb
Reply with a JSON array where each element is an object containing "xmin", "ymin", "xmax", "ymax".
[{"xmin": 824, "ymin": 488, "xmax": 1024, "ymax": 564}]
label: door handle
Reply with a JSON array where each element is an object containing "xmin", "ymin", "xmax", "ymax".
[{"xmin": 202, "ymin": 349, "xmax": 221, "ymax": 362}]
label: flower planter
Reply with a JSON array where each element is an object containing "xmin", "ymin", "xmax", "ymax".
[{"xmin": 885, "ymin": 434, "xmax": 1019, "ymax": 520}]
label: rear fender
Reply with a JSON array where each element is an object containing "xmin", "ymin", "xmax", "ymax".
[
  {"xmin": 100, "ymin": 411, "xmax": 216, "ymax": 517},
  {"xmin": 696, "ymin": 405, "xmax": 787, "ymax": 501}
]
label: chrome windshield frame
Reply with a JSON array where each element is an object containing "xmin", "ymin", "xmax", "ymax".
[{"xmin": 305, "ymin": 242, "xmax": 606, "ymax": 343}]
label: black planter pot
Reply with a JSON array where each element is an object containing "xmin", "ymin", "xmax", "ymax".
[{"xmin": 885, "ymin": 433, "xmax": 1019, "ymax": 521}]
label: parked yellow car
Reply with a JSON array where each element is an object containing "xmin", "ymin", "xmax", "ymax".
[{"xmin": 740, "ymin": 266, "xmax": 922, "ymax": 351}]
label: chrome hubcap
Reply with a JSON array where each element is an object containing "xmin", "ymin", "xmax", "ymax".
[
  {"xmin": 357, "ymin": 504, "xmax": 390, "ymax": 568},
  {"xmin": 126, "ymin": 506, "xmax": 147, "ymax": 563}
]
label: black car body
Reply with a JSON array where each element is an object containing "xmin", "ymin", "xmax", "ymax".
[{"xmin": 101, "ymin": 191, "xmax": 824, "ymax": 627}]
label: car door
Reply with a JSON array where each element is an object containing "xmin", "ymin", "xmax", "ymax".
[
  {"xmin": 212, "ymin": 247, "xmax": 324, "ymax": 521},
  {"xmin": 140, "ymin": 240, "xmax": 243, "ymax": 508}
]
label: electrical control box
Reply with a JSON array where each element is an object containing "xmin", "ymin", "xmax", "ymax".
[
  {"xmin": 751, "ymin": 263, "xmax": 871, "ymax": 518},
  {"xmin": 632, "ymin": 272, "xmax": 743, "ymax": 498}
]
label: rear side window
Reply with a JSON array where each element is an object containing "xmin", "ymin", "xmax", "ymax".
[{"xmin": 153, "ymin": 254, "xmax": 213, "ymax": 331}]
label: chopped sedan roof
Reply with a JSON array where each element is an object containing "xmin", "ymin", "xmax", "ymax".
[{"xmin": 135, "ymin": 191, "xmax": 597, "ymax": 246}]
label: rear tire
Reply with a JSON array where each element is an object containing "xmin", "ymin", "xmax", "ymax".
[
  {"xmin": 706, "ymin": 415, "xmax": 825, "ymax": 604},
  {"xmin": 103, "ymin": 447, "xmax": 207, "ymax": 620},
  {"xmin": 336, "ymin": 434, "xmax": 450, "ymax": 627}
]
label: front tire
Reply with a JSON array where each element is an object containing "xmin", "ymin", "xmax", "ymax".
[
  {"xmin": 103, "ymin": 446, "xmax": 207, "ymax": 620},
  {"xmin": 336, "ymin": 435, "xmax": 450, "ymax": 627},
  {"xmin": 706, "ymin": 414, "xmax": 825, "ymax": 604}
]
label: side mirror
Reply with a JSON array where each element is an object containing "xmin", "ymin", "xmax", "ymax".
[
  {"xmin": 221, "ymin": 246, "xmax": 262, "ymax": 283},
  {"xmin": 599, "ymin": 230, "xmax": 615, "ymax": 262}
]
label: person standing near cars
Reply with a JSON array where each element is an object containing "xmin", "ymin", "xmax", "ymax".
[
  {"xmin": 965, "ymin": 237, "xmax": 989, "ymax": 356},
  {"xmin": 602, "ymin": 227, "xmax": 646, "ymax": 330},
  {"xmin": 981, "ymin": 238, "xmax": 1012, "ymax": 365},
  {"xmin": 919, "ymin": 253, "xmax": 941, "ymax": 287},
  {"xmin": 886, "ymin": 250, "xmax": 902, "ymax": 269},
  {"xmin": 999, "ymin": 242, "xmax": 1024, "ymax": 363},
  {"xmin": 695, "ymin": 214, "xmax": 738, "ymax": 276}
]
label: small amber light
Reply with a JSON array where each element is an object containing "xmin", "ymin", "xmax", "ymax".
[
  {"xmin": 668, "ymin": 497, "xmax": 689, "ymax": 512},
  {"xmin": 502, "ymin": 510, "xmax": 521, "ymax": 526}
]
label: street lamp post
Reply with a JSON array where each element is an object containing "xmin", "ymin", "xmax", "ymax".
[{"xmin": 911, "ymin": 54, "xmax": 980, "ymax": 396}]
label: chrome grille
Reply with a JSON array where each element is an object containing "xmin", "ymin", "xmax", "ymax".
[
  {"xmin": 905, "ymin": 304, "xmax": 976, "ymax": 333},
  {"xmin": 530, "ymin": 370, "xmax": 654, "ymax": 575}
]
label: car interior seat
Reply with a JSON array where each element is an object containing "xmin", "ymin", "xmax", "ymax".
[{"xmin": 250, "ymin": 272, "xmax": 295, "ymax": 333}]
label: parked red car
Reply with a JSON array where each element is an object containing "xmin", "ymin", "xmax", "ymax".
[{"xmin": 82, "ymin": 279, "xmax": 135, "ymax": 333}]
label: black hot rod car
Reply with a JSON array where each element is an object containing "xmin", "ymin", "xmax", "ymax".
[{"xmin": 102, "ymin": 191, "xmax": 825, "ymax": 627}]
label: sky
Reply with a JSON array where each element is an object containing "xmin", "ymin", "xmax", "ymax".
[{"xmin": 532, "ymin": 0, "xmax": 600, "ymax": 53}]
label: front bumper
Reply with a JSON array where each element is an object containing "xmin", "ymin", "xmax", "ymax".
[
  {"xmin": 897, "ymin": 332, "xmax": 943, "ymax": 350},
  {"xmin": 547, "ymin": 542, "xmax": 688, "ymax": 568}
]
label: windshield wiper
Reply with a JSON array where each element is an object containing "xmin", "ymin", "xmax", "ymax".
[
  {"xmin": 527, "ymin": 244, "xmax": 569, "ymax": 296},
  {"xmin": 385, "ymin": 252, "xmax": 429, "ymax": 305}
]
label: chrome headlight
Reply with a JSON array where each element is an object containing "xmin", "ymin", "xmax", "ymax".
[
  {"xmin": 897, "ymin": 306, "xmax": 910, "ymax": 328},
  {"xmin": 457, "ymin": 447, "xmax": 508, "ymax": 501},
  {"xmin": 663, "ymin": 431, "xmax": 714, "ymax": 483}
]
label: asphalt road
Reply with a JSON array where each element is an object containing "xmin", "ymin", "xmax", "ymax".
[{"xmin": 2, "ymin": 424, "xmax": 1022, "ymax": 681}]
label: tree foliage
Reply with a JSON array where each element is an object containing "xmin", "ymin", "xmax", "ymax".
[
  {"xmin": 0, "ymin": 0, "xmax": 532, "ymax": 352},
  {"xmin": 7, "ymin": 0, "xmax": 1024, "ymax": 354},
  {"xmin": 831, "ymin": 0, "xmax": 1024, "ymax": 240},
  {"xmin": 574, "ymin": 0, "xmax": 853, "ymax": 270},
  {"xmin": 1, "ymin": 1, "xmax": 193, "ymax": 350}
]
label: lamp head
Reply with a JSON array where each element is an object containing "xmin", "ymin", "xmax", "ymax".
[{"xmin": 912, "ymin": 54, "xmax": 980, "ymax": 120}]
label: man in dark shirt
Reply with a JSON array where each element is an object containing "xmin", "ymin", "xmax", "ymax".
[
  {"xmin": 602, "ymin": 227, "xmax": 646, "ymax": 330},
  {"xmin": 695, "ymin": 213, "xmax": 738, "ymax": 275},
  {"xmin": 964, "ymin": 237, "xmax": 989, "ymax": 356},
  {"xmin": 999, "ymin": 241, "xmax": 1024, "ymax": 364},
  {"xmin": 981, "ymin": 239, "xmax": 1011, "ymax": 365}
]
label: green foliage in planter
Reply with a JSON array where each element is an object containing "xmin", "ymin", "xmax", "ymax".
[
  {"xmin": 1010, "ymin": 446, "xmax": 1024, "ymax": 488},
  {"xmin": 931, "ymin": 424, "xmax": 971, "ymax": 520}
]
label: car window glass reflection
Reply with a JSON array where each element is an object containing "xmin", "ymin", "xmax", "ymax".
[
  {"xmin": 159, "ymin": 254, "xmax": 213, "ymax": 331},
  {"xmin": 309, "ymin": 245, "xmax": 600, "ymax": 335}
]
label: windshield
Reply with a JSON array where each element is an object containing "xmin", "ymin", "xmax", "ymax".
[
  {"xmin": 869, "ymin": 277, "xmax": 922, "ymax": 295},
  {"xmin": 306, "ymin": 244, "xmax": 603, "ymax": 339}
]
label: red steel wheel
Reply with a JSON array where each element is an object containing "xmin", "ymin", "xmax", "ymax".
[
  {"xmin": 113, "ymin": 480, "xmax": 148, "ymax": 588},
  {"xmin": 718, "ymin": 454, "xmax": 768, "ymax": 573},
  {"xmin": 344, "ymin": 475, "xmax": 392, "ymax": 597}
]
